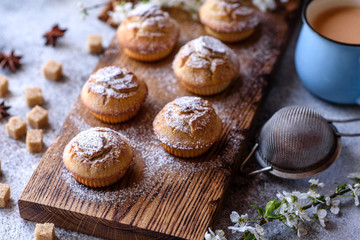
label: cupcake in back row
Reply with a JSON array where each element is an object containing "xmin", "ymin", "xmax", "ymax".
[
  {"xmin": 173, "ymin": 36, "xmax": 240, "ymax": 96},
  {"xmin": 117, "ymin": 5, "xmax": 180, "ymax": 62},
  {"xmin": 81, "ymin": 66, "xmax": 148, "ymax": 124},
  {"xmin": 199, "ymin": 0, "xmax": 260, "ymax": 42}
]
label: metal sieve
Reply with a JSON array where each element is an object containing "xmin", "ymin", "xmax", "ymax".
[{"xmin": 240, "ymin": 106, "xmax": 360, "ymax": 179}]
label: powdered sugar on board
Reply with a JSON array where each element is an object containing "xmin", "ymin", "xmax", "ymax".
[{"xmin": 59, "ymin": 11, "xmax": 281, "ymax": 205}]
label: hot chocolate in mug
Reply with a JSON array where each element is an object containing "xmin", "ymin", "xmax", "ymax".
[{"xmin": 295, "ymin": 0, "xmax": 360, "ymax": 104}]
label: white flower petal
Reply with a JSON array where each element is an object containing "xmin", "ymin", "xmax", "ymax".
[
  {"xmin": 241, "ymin": 214, "xmax": 249, "ymax": 221},
  {"xmin": 332, "ymin": 199, "xmax": 340, "ymax": 206},
  {"xmin": 348, "ymin": 172, "xmax": 360, "ymax": 179},
  {"xmin": 230, "ymin": 211, "xmax": 240, "ymax": 223},
  {"xmin": 325, "ymin": 196, "xmax": 331, "ymax": 206},
  {"xmin": 309, "ymin": 178, "xmax": 319, "ymax": 185},
  {"xmin": 317, "ymin": 209, "xmax": 327, "ymax": 218},
  {"xmin": 355, "ymin": 195, "xmax": 359, "ymax": 206},
  {"xmin": 297, "ymin": 222, "xmax": 307, "ymax": 237},
  {"xmin": 319, "ymin": 218, "xmax": 326, "ymax": 227},
  {"xmin": 204, "ymin": 232, "xmax": 211, "ymax": 240},
  {"xmin": 330, "ymin": 206, "xmax": 340, "ymax": 215}
]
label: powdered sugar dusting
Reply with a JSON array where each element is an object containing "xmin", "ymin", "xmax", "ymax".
[
  {"xmin": 173, "ymin": 36, "xmax": 239, "ymax": 85},
  {"xmin": 66, "ymin": 127, "xmax": 127, "ymax": 167},
  {"xmin": 163, "ymin": 96, "xmax": 212, "ymax": 135},
  {"xmin": 194, "ymin": 36, "xmax": 227, "ymax": 55},
  {"xmin": 179, "ymin": 36, "xmax": 234, "ymax": 70},
  {"xmin": 127, "ymin": 5, "xmax": 173, "ymax": 37},
  {"xmin": 88, "ymin": 66, "xmax": 139, "ymax": 99},
  {"xmin": 202, "ymin": 0, "xmax": 260, "ymax": 32}
]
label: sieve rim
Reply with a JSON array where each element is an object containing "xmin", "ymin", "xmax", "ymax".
[{"xmin": 254, "ymin": 124, "xmax": 342, "ymax": 179}]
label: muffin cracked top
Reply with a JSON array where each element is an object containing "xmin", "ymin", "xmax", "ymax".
[
  {"xmin": 173, "ymin": 36, "xmax": 239, "ymax": 86},
  {"xmin": 153, "ymin": 96, "xmax": 222, "ymax": 149},
  {"xmin": 117, "ymin": 5, "xmax": 180, "ymax": 54},
  {"xmin": 199, "ymin": 0, "xmax": 260, "ymax": 33},
  {"xmin": 87, "ymin": 66, "xmax": 140, "ymax": 99},
  {"xmin": 63, "ymin": 127, "xmax": 133, "ymax": 178}
]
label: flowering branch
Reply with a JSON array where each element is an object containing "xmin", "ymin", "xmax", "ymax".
[
  {"xmin": 205, "ymin": 173, "xmax": 360, "ymax": 240},
  {"xmin": 77, "ymin": 2, "xmax": 109, "ymax": 20}
]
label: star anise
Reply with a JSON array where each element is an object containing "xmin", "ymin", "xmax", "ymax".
[
  {"xmin": 43, "ymin": 24, "xmax": 67, "ymax": 47},
  {"xmin": 0, "ymin": 101, "xmax": 10, "ymax": 119},
  {"xmin": 0, "ymin": 50, "xmax": 22, "ymax": 72}
]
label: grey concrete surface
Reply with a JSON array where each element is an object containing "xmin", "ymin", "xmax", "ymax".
[{"xmin": 0, "ymin": 0, "xmax": 359, "ymax": 239}]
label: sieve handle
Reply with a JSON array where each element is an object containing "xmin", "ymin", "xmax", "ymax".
[
  {"xmin": 240, "ymin": 143, "xmax": 272, "ymax": 176},
  {"xmin": 327, "ymin": 118, "xmax": 360, "ymax": 137}
]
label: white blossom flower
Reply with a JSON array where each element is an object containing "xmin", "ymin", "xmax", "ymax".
[
  {"xmin": 295, "ymin": 208, "xmax": 311, "ymax": 222},
  {"xmin": 309, "ymin": 178, "xmax": 325, "ymax": 188},
  {"xmin": 77, "ymin": 2, "xmax": 84, "ymax": 8},
  {"xmin": 228, "ymin": 224, "xmax": 255, "ymax": 234},
  {"xmin": 296, "ymin": 222, "xmax": 308, "ymax": 237},
  {"xmin": 348, "ymin": 183, "xmax": 360, "ymax": 206},
  {"xmin": 204, "ymin": 228, "xmax": 227, "ymax": 240},
  {"xmin": 108, "ymin": 2, "xmax": 134, "ymax": 24},
  {"xmin": 325, "ymin": 196, "xmax": 340, "ymax": 214},
  {"xmin": 228, "ymin": 212, "xmax": 253, "ymax": 233},
  {"xmin": 307, "ymin": 190, "xmax": 321, "ymax": 200},
  {"xmin": 230, "ymin": 211, "xmax": 248, "ymax": 224},
  {"xmin": 312, "ymin": 206, "xmax": 327, "ymax": 227},
  {"xmin": 248, "ymin": 224, "xmax": 267, "ymax": 240},
  {"xmin": 252, "ymin": 0, "xmax": 276, "ymax": 12},
  {"xmin": 348, "ymin": 172, "xmax": 360, "ymax": 180}
]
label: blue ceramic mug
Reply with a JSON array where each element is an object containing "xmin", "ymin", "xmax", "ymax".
[{"xmin": 295, "ymin": 0, "xmax": 360, "ymax": 104}]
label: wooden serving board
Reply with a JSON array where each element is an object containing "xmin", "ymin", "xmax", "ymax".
[{"xmin": 19, "ymin": 3, "xmax": 300, "ymax": 240}]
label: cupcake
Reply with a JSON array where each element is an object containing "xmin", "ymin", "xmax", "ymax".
[
  {"xmin": 63, "ymin": 127, "xmax": 133, "ymax": 187},
  {"xmin": 81, "ymin": 66, "xmax": 148, "ymax": 124},
  {"xmin": 116, "ymin": 5, "xmax": 180, "ymax": 62},
  {"xmin": 153, "ymin": 96, "xmax": 222, "ymax": 158},
  {"xmin": 172, "ymin": 36, "xmax": 240, "ymax": 95},
  {"xmin": 199, "ymin": 0, "xmax": 260, "ymax": 42}
]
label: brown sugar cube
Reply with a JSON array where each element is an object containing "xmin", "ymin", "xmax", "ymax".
[
  {"xmin": 87, "ymin": 34, "xmax": 103, "ymax": 54},
  {"xmin": 0, "ymin": 183, "xmax": 10, "ymax": 208},
  {"xmin": 0, "ymin": 75, "xmax": 9, "ymax": 97},
  {"xmin": 42, "ymin": 60, "xmax": 62, "ymax": 81},
  {"xmin": 26, "ymin": 129, "xmax": 43, "ymax": 153},
  {"xmin": 6, "ymin": 116, "xmax": 27, "ymax": 140},
  {"xmin": 34, "ymin": 223, "xmax": 55, "ymax": 240},
  {"xmin": 25, "ymin": 87, "xmax": 43, "ymax": 107},
  {"xmin": 26, "ymin": 106, "xmax": 49, "ymax": 129}
]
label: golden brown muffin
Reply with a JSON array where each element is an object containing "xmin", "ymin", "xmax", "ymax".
[
  {"xmin": 116, "ymin": 5, "xmax": 180, "ymax": 62},
  {"xmin": 172, "ymin": 36, "xmax": 240, "ymax": 95},
  {"xmin": 199, "ymin": 0, "xmax": 260, "ymax": 42},
  {"xmin": 63, "ymin": 127, "xmax": 133, "ymax": 187},
  {"xmin": 81, "ymin": 66, "xmax": 148, "ymax": 124},
  {"xmin": 153, "ymin": 96, "xmax": 222, "ymax": 158}
]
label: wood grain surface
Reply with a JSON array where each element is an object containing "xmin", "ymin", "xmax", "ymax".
[{"xmin": 18, "ymin": 3, "xmax": 300, "ymax": 240}]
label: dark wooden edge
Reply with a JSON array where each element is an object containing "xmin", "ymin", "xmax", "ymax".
[{"xmin": 18, "ymin": 199, "xmax": 185, "ymax": 240}]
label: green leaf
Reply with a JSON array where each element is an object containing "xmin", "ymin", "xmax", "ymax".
[
  {"xmin": 265, "ymin": 200, "xmax": 281, "ymax": 217},
  {"xmin": 251, "ymin": 205, "xmax": 264, "ymax": 217},
  {"xmin": 267, "ymin": 214, "xmax": 282, "ymax": 219},
  {"xmin": 244, "ymin": 233, "xmax": 256, "ymax": 240}
]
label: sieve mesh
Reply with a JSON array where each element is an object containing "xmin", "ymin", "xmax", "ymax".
[{"xmin": 257, "ymin": 106, "xmax": 338, "ymax": 173}]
